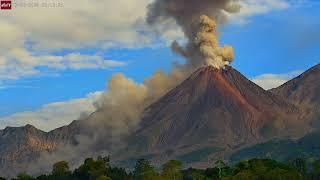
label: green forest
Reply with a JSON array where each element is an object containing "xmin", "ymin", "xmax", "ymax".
[{"xmin": 5, "ymin": 156, "xmax": 320, "ymax": 180}]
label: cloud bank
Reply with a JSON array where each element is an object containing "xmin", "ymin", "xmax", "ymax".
[
  {"xmin": 0, "ymin": 51, "xmax": 126, "ymax": 81},
  {"xmin": 228, "ymin": 0, "xmax": 289, "ymax": 24},
  {"xmin": 0, "ymin": 0, "xmax": 151, "ymax": 83},
  {"xmin": 252, "ymin": 70, "xmax": 302, "ymax": 90},
  {"xmin": 0, "ymin": 92, "xmax": 102, "ymax": 131}
]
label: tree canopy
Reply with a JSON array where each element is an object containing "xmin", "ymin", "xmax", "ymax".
[{"xmin": 8, "ymin": 156, "xmax": 320, "ymax": 180}]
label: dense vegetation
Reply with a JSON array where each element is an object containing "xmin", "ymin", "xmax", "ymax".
[
  {"xmin": 231, "ymin": 132, "xmax": 320, "ymax": 163},
  {"xmin": 5, "ymin": 156, "xmax": 320, "ymax": 180}
]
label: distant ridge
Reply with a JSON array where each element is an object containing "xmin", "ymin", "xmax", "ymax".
[{"xmin": 270, "ymin": 64, "xmax": 320, "ymax": 127}]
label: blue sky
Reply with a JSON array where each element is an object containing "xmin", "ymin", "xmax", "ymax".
[{"xmin": 0, "ymin": 0, "xmax": 319, "ymax": 130}]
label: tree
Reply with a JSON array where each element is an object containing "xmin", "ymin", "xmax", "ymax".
[
  {"xmin": 310, "ymin": 159, "xmax": 320, "ymax": 180},
  {"xmin": 267, "ymin": 168, "xmax": 303, "ymax": 180},
  {"xmin": 97, "ymin": 155, "xmax": 110, "ymax": 168},
  {"xmin": 35, "ymin": 175, "xmax": 49, "ymax": 180},
  {"xmin": 109, "ymin": 167, "xmax": 131, "ymax": 180},
  {"xmin": 230, "ymin": 159, "xmax": 303, "ymax": 180},
  {"xmin": 74, "ymin": 157, "xmax": 110, "ymax": 179},
  {"xmin": 161, "ymin": 160, "xmax": 183, "ymax": 180},
  {"xmin": 289, "ymin": 158, "xmax": 307, "ymax": 176},
  {"xmin": 224, "ymin": 171, "xmax": 257, "ymax": 180},
  {"xmin": 182, "ymin": 168, "xmax": 207, "ymax": 180},
  {"xmin": 52, "ymin": 161, "xmax": 71, "ymax": 177},
  {"xmin": 17, "ymin": 173, "xmax": 34, "ymax": 180},
  {"xmin": 214, "ymin": 159, "xmax": 228, "ymax": 179},
  {"xmin": 190, "ymin": 171, "xmax": 206, "ymax": 180},
  {"xmin": 133, "ymin": 159, "xmax": 159, "ymax": 180}
]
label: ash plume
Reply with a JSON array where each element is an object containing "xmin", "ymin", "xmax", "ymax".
[
  {"xmin": 91, "ymin": 67, "xmax": 190, "ymax": 137},
  {"xmin": 26, "ymin": 67, "xmax": 192, "ymax": 176},
  {"xmin": 195, "ymin": 15, "xmax": 235, "ymax": 68},
  {"xmin": 147, "ymin": 0, "xmax": 240, "ymax": 69}
]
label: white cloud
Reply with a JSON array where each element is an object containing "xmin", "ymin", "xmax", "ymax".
[
  {"xmin": 0, "ymin": 0, "xmax": 153, "ymax": 50},
  {"xmin": 0, "ymin": 92, "xmax": 102, "ymax": 131},
  {"xmin": 0, "ymin": 0, "xmax": 149, "ymax": 83},
  {"xmin": 251, "ymin": 70, "xmax": 302, "ymax": 90},
  {"xmin": 227, "ymin": 0, "xmax": 290, "ymax": 24},
  {"xmin": 0, "ymin": 20, "xmax": 24, "ymax": 50},
  {"xmin": 0, "ymin": 50, "xmax": 126, "ymax": 80}
]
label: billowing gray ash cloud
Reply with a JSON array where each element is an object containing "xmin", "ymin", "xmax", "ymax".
[{"xmin": 147, "ymin": 0, "xmax": 240, "ymax": 69}]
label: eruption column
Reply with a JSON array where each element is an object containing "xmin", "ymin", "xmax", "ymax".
[
  {"xmin": 194, "ymin": 15, "xmax": 234, "ymax": 69},
  {"xmin": 147, "ymin": 0, "xmax": 240, "ymax": 69}
]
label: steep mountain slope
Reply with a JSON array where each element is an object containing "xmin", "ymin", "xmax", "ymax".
[
  {"xmin": 270, "ymin": 64, "xmax": 320, "ymax": 107},
  {"xmin": 270, "ymin": 64, "xmax": 320, "ymax": 126},
  {"xmin": 127, "ymin": 66, "xmax": 300, "ymax": 161},
  {"xmin": 0, "ymin": 121, "xmax": 81, "ymax": 176},
  {"xmin": 231, "ymin": 64, "xmax": 320, "ymax": 163}
]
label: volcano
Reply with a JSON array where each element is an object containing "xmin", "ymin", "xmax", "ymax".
[{"xmin": 126, "ymin": 66, "xmax": 300, "ymax": 161}]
